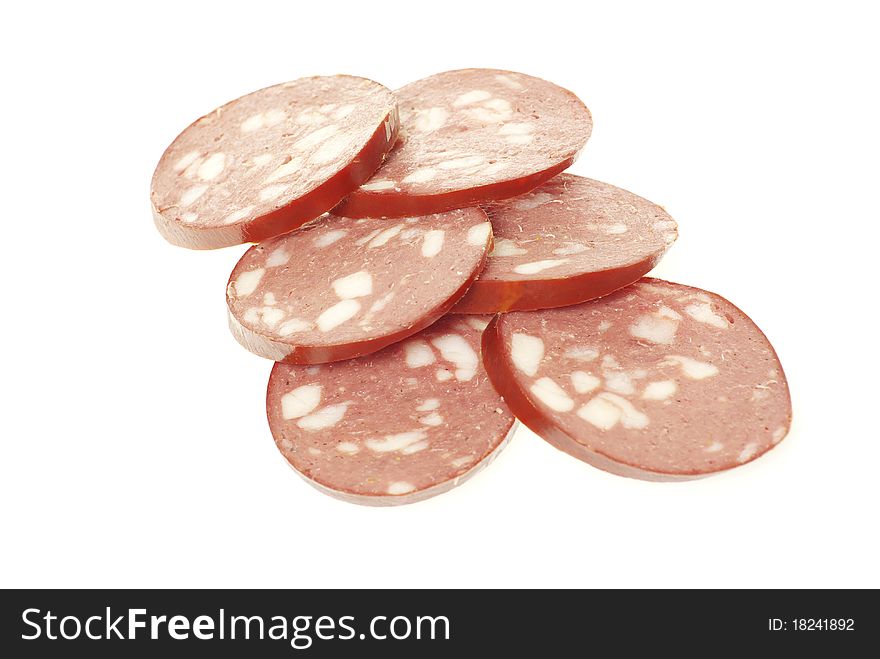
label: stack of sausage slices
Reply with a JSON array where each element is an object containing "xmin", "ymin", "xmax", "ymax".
[{"xmin": 152, "ymin": 70, "xmax": 792, "ymax": 505}]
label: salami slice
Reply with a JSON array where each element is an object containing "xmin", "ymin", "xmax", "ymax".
[
  {"xmin": 267, "ymin": 315, "xmax": 516, "ymax": 505},
  {"xmin": 454, "ymin": 174, "xmax": 678, "ymax": 313},
  {"xmin": 337, "ymin": 69, "xmax": 592, "ymax": 218},
  {"xmin": 227, "ymin": 208, "xmax": 492, "ymax": 364},
  {"xmin": 151, "ymin": 76, "xmax": 398, "ymax": 249},
  {"xmin": 481, "ymin": 279, "xmax": 791, "ymax": 481}
]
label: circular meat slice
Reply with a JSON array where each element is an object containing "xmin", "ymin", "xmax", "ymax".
[
  {"xmin": 267, "ymin": 315, "xmax": 516, "ymax": 505},
  {"xmin": 227, "ymin": 208, "xmax": 492, "ymax": 364},
  {"xmin": 337, "ymin": 69, "xmax": 592, "ymax": 218},
  {"xmin": 151, "ymin": 76, "xmax": 399, "ymax": 249},
  {"xmin": 481, "ymin": 278, "xmax": 792, "ymax": 481},
  {"xmin": 454, "ymin": 174, "xmax": 678, "ymax": 313}
]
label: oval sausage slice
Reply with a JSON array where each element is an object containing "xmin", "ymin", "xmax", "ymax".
[
  {"xmin": 227, "ymin": 208, "xmax": 492, "ymax": 363},
  {"xmin": 454, "ymin": 174, "xmax": 677, "ymax": 312},
  {"xmin": 267, "ymin": 315, "xmax": 516, "ymax": 505},
  {"xmin": 151, "ymin": 76, "xmax": 398, "ymax": 249},
  {"xmin": 481, "ymin": 278, "xmax": 791, "ymax": 480},
  {"xmin": 338, "ymin": 69, "xmax": 591, "ymax": 218}
]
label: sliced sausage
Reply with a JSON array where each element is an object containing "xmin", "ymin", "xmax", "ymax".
[
  {"xmin": 151, "ymin": 76, "xmax": 398, "ymax": 249},
  {"xmin": 454, "ymin": 174, "xmax": 678, "ymax": 313},
  {"xmin": 227, "ymin": 208, "xmax": 492, "ymax": 363},
  {"xmin": 481, "ymin": 278, "xmax": 791, "ymax": 480},
  {"xmin": 267, "ymin": 315, "xmax": 516, "ymax": 505},
  {"xmin": 337, "ymin": 69, "xmax": 592, "ymax": 218}
]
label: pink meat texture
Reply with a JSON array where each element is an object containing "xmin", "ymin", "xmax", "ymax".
[
  {"xmin": 266, "ymin": 315, "xmax": 516, "ymax": 505},
  {"xmin": 226, "ymin": 208, "xmax": 492, "ymax": 364},
  {"xmin": 152, "ymin": 67, "xmax": 792, "ymax": 500},
  {"xmin": 151, "ymin": 76, "xmax": 398, "ymax": 249},
  {"xmin": 454, "ymin": 174, "xmax": 678, "ymax": 312},
  {"xmin": 481, "ymin": 279, "xmax": 791, "ymax": 480},
  {"xmin": 338, "ymin": 69, "xmax": 592, "ymax": 217}
]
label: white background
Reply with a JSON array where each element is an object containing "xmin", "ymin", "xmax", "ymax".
[{"xmin": 2, "ymin": 1, "xmax": 877, "ymax": 588}]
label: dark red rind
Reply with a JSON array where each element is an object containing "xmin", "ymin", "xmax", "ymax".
[
  {"xmin": 335, "ymin": 157, "xmax": 572, "ymax": 219},
  {"xmin": 453, "ymin": 253, "xmax": 660, "ymax": 314}
]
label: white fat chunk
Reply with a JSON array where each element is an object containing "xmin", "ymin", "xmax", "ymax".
[
  {"xmin": 684, "ymin": 301, "xmax": 730, "ymax": 329},
  {"xmin": 234, "ymin": 269, "xmax": 265, "ymax": 297},
  {"xmin": 511, "ymin": 333, "xmax": 544, "ymax": 376},
  {"xmin": 259, "ymin": 184, "xmax": 288, "ymax": 202},
  {"xmin": 513, "ymin": 259, "xmax": 569, "ymax": 275},
  {"xmin": 366, "ymin": 430, "xmax": 428, "ymax": 453},
  {"xmin": 316, "ymin": 299, "xmax": 361, "ymax": 331},
  {"xmin": 571, "ymin": 371, "xmax": 601, "ymax": 394},
  {"xmin": 240, "ymin": 113, "xmax": 265, "ymax": 132},
  {"xmin": 223, "ymin": 205, "xmax": 254, "ymax": 225},
  {"xmin": 197, "ymin": 153, "xmax": 226, "ymax": 181},
  {"xmin": 664, "ymin": 355, "xmax": 719, "ymax": 380},
  {"xmin": 174, "ymin": 150, "xmax": 200, "ymax": 172},
  {"xmin": 312, "ymin": 229, "xmax": 348, "ymax": 249},
  {"xmin": 553, "ymin": 242, "xmax": 588, "ymax": 255},
  {"xmin": 355, "ymin": 228, "xmax": 382, "ymax": 246},
  {"xmin": 603, "ymin": 371, "xmax": 636, "ymax": 396},
  {"xmin": 642, "ymin": 380, "xmax": 678, "ymax": 401},
  {"xmin": 260, "ymin": 307, "xmax": 285, "ymax": 327},
  {"xmin": 180, "ymin": 184, "xmax": 208, "ymax": 207},
  {"xmin": 412, "ymin": 107, "xmax": 449, "ymax": 132},
  {"xmin": 495, "ymin": 74, "xmax": 523, "ymax": 89},
  {"xmin": 360, "ymin": 179, "xmax": 396, "ymax": 191},
  {"xmin": 454, "ymin": 89, "xmax": 492, "ymax": 106},
  {"xmin": 331, "ymin": 271, "xmax": 373, "ymax": 299},
  {"xmin": 492, "ymin": 239, "xmax": 528, "ymax": 257},
  {"xmin": 264, "ymin": 156, "xmax": 303, "ymax": 184},
  {"xmin": 450, "ymin": 455, "xmax": 474, "ymax": 468},
  {"xmin": 600, "ymin": 393, "xmax": 649, "ymax": 429},
  {"xmin": 311, "ymin": 136, "xmax": 349, "ymax": 164},
  {"xmin": 265, "ymin": 248, "xmax": 290, "ymax": 268},
  {"xmin": 293, "ymin": 124, "xmax": 339, "ymax": 151},
  {"xmin": 405, "ymin": 340, "xmax": 436, "ymax": 368},
  {"xmin": 277, "ymin": 318, "xmax": 312, "ymax": 336},
  {"xmin": 577, "ymin": 397, "xmax": 621, "ymax": 430},
  {"xmin": 387, "ymin": 482, "xmax": 416, "ymax": 495},
  {"xmin": 367, "ymin": 291, "xmax": 395, "ymax": 314},
  {"xmin": 578, "ymin": 393, "xmax": 649, "ymax": 430},
  {"xmin": 439, "ymin": 155, "xmax": 485, "ymax": 170},
  {"xmin": 297, "ymin": 403, "xmax": 349, "ymax": 431},
  {"xmin": 529, "ymin": 377, "xmax": 575, "ymax": 412},
  {"xmin": 368, "ymin": 224, "xmax": 404, "ymax": 248},
  {"xmin": 415, "ymin": 398, "xmax": 441, "ymax": 412},
  {"xmin": 498, "ymin": 122, "xmax": 533, "ymax": 135},
  {"xmin": 565, "ymin": 346, "xmax": 599, "ymax": 362},
  {"xmin": 421, "ymin": 230, "xmax": 445, "ymax": 257},
  {"xmin": 514, "ymin": 192, "xmax": 556, "ymax": 211},
  {"xmin": 737, "ymin": 442, "xmax": 760, "ymax": 463},
  {"xmin": 402, "ymin": 168, "xmax": 437, "ymax": 184},
  {"xmin": 435, "ymin": 369, "xmax": 454, "ymax": 382},
  {"xmin": 657, "ymin": 305, "xmax": 683, "ymax": 320},
  {"xmin": 630, "ymin": 313, "xmax": 679, "ymax": 345},
  {"xmin": 466, "ymin": 223, "xmax": 491, "ymax": 246},
  {"xmin": 281, "ymin": 384, "xmax": 322, "ymax": 420},
  {"xmin": 431, "ymin": 334, "xmax": 478, "ymax": 381},
  {"xmin": 419, "ymin": 412, "xmax": 444, "ymax": 427}
]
